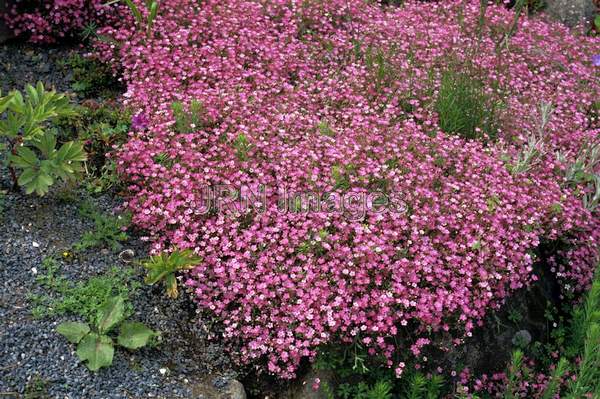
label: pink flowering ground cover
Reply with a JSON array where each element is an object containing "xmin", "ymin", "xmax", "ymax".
[
  {"xmin": 96, "ymin": 0, "xmax": 599, "ymax": 379},
  {"xmin": 3, "ymin": 0, "xmax": 123, "ymax": 43}
]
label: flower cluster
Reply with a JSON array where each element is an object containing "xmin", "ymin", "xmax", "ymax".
[
  {"xmin": 99, "ymin": 0, "xmax": 599, "ymax": 379},
  {"xmin": 3, "ymin": 0, "xmax": 123, "ymax": 43}
]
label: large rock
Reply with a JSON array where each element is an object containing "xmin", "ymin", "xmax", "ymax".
[
  {"xmin": 190, "ymin": 376, "xmax": 247, "ymax": 399},
  {"xmin": 545, "ymin": 0, "xmax": 596, "ymax": 28}
]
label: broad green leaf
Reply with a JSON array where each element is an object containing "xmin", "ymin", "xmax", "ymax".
[
  {"xmin": 96, "ymin": 296, "xmax": 125, "ymax": 334},
  {"xmin": 28, "ymin": 172, "xmax": 54, "ymax": 196},
  {"xmin": 26, "ymin": 84, "xmax": 39, "ymax": 107},
  {"xmin": 76, "ymin": 333, "xmax": 114, "ymax": 371},
  {"xmin": 33, "ymin": 131, "xmax": 57, "ymax": 158},
  {"xmin": 56, "ymin": 141, "xmax": 87, "ymax": 162},
  {"xmin": 9, "ymin": 90, "xmax": 24, "ymax": 113},
  {"xmin": 57, "ymin": 322, "xmax": 90, "ymax": 344},
  {"xmin": 117, "ymin": 322, "xmax": 156, "ymax": 349},
  {"xmin": 17, "ymin": 168, "xmax": 39, "ymax": 186},
  {"xmin": 0, "ymin": 91, "xmax": 14, "ymax": 114},
  {"xmin": 595, "ymin": 15, "xmax": 600, "ymax": 31},
  {"xmin": 143, "ymin": 267, "xmax": 172, "ymax": 285},
  {"xmin": 9, "ymin": 146, "xmax": 38, "ymax": 168}
]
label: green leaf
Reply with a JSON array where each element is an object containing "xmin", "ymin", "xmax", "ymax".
[
  {"xmin": 76, "ymin": 332, "xmax": 114, "ymax": 371},
  {"xmin": 147, "ymin": 1, "xmax": 159, "ymax": 37},
  {"xmin": 141, "ymin": 249, "xmax": 201, "ymax": 295},
  {"xmin": 26, "ymin": 84, "xmax": 39, "ymax": 107},
  {"xmin": 55, "ymin": 141, "xmax": 87, "ymax": 162},
  {"xmin": 96, "ymin": 296, "xmax": 125, "ymax": 334},
  {"xmin": 0, "ymin": 91, "xmax": 14, "ymax": 114},
  {"xmin": 117, "ymin": 321, "xmax": 156, "ymax": 349},
  {"xmin": 57, "ymin": 322, "xmax": 90, "ymax": 344},
  {"xmin": 10, "ymin": 146, "xmax": 39, "ymax": 167},
  {"xmin": 33, "ymin": 131, "xmax": 57, "ymax": 158},
  {"xmin": 595, "ymin": 15, "xmax": 600, "ymax": 31},
  {"xmin": 9, "ymin": 90, "xmax": 25, "ymax": 113},
  {"xmin": 123, "ymin": 0, "xmax": 142, "ymax": 23}
]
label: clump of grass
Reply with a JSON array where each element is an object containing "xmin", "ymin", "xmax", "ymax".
[
  {"xmin": 74, "ymin": 200, "xmax": 130, "ymax": 252},
  {"xmin": 435, "ymin": 68, "xmax": 500, "ymax": 141},
  {"xmin": 31, "ymin": 257, "xmax": 140, "ymax": 323}
]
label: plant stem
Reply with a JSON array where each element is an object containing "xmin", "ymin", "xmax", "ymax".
[{"xmin": 8, "ymin": 139, "xmax": 18, "ymax": 190}]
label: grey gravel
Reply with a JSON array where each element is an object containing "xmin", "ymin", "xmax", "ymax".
[{"xmin": 0, "ymin": 189, "xmax": 238, "ymax": 398}]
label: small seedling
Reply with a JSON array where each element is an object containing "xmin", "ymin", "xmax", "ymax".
[
  {"xmin": 57, "ymin": 296, "xmax": 157, "ymax": 371},
  {"xmin": 141, "ymin": 249, "xmax": 202, "ymax": 298}
]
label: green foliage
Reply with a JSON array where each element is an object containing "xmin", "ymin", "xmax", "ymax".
[
  {"xmin": 405, "ymin": 372, "xmax": 427, "ymax": 399},
  {"xmin": 171, "ymin": 99, "xmax": 213, "ymax": 133},
  {"xmin": 55, "ymin": 100, "xmax": 130, "ymax": 194},
  {"xmin": 24, "ymin": 374, "xmax": 49, "ymax": 399},
  {"xmin": 117, "ymin": 321, "xmax": 157, "ymax": 349},
  {"xmin": 10, "ymin": 134, "xmax": 87, "ymax": 196},
  {"xmin": 74, "ymin": 201, "xmax": 130, "ymax": 252},
  {"xmin": 32, "ymin": 258, "xmax": 138, "ymax": 323},
  {"xmin": 108, "ymin": 0, "xmax": 159, "ymax": 38},
  {"xmin": 563, "ymin": 272, "xmax": 600, "ymax": 398},
  {"xmin": 318, "ymin": 120, "xmax": 336, "ymax": 137},
  {"xmin": 233, "ymin": 133, "xmax": 252, "ymax": 161},
  {"xmin": 540, "ymin": 358, "xmax": 569, "ymax": 399},
  {"xmin": 435, "ymin": 69, "xmax": 500, "ymax": 141},
  {"xmin": 57, "ymin": 296, "xmax": 157, "ymax": 371},
  {"xmin": 60, "ymin": 54, "xmax": 122, "ymax": 98},
  {"xmin": 363, "ymin": 45, "xmax": 399, "ymax": 96},
  {"xmin": 595, "ymin": 15, "xmax": 600, "ymax": 32},
  {"xmin": 0, "ymin": 83, "xmax": 86, "ymax": 196},
  {"xmin": 0, "ymin": 83, "xmax": 76, "ymax": 140},
  {"xmin": 315, "ymin": 344, "xmax": 445, "ymax": 399},
  {"xmin": 557, "ymin": 140, "xmax": 600, "ymax": 211},
  {"xmin": 503, "ymin": 349, "xmax": 524, "ymax": 399},
  {"xmin": 141, "ymin": 249, "xmax": 202, "ymax": 298}
]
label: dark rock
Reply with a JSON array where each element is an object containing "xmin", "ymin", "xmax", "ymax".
[
  {"xmin": 545, "ymin": 0, "xmax": 596, "ymax": 28},
  {"xmin": 191, "ymin": 376, "xmax": 246, "ymax": 399},
  {"xmin": 283, "ymin": 368, "xmax": 335, "ymax": 399}
]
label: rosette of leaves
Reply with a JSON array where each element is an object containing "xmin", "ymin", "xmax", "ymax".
[
  {"xmin": 141, "ymin": 249, "xmax": 202, "ymax": 299},
  {"xmin": 0, "ymin": 83, "xmax": 86, "ymax": 196},
  {"xmin": 57, "ymin": 296, "xmax": 157, "ymax": 371}
]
